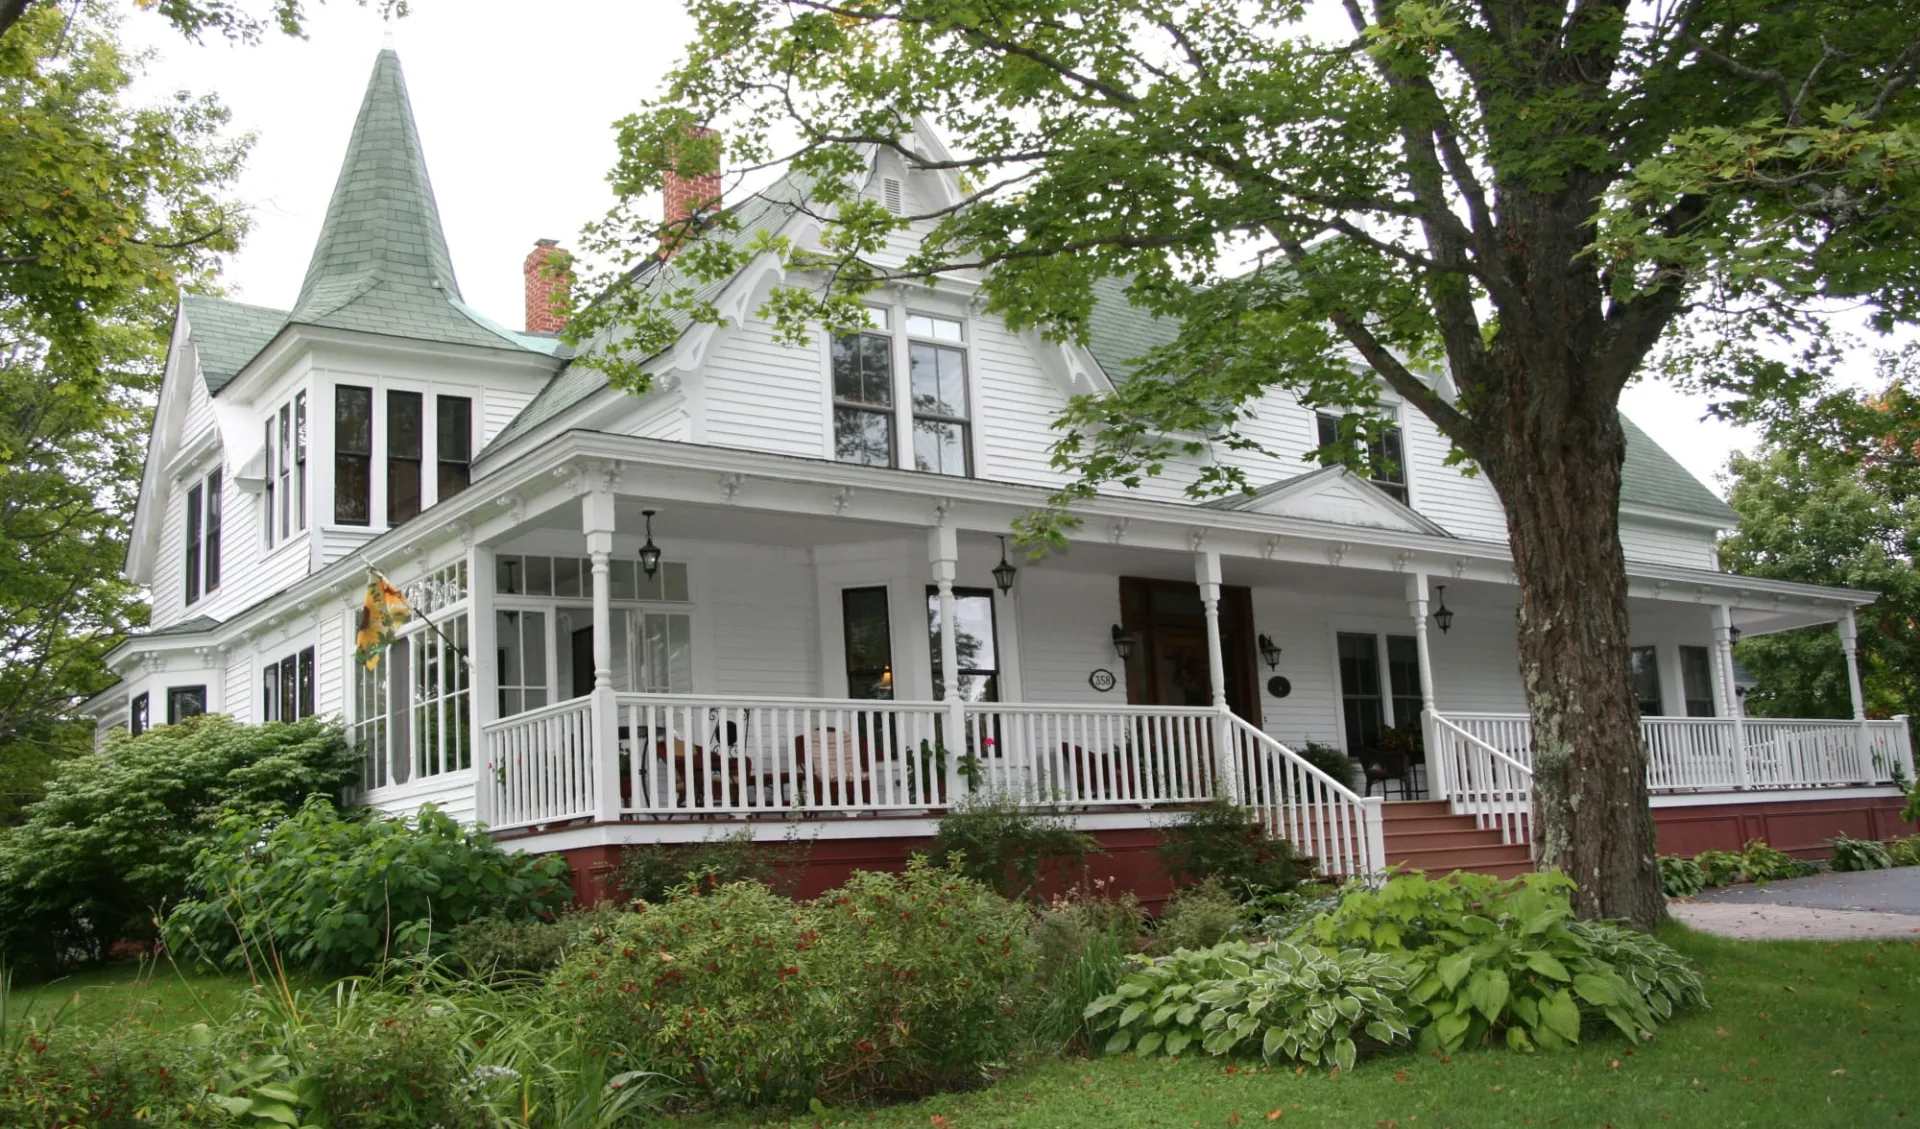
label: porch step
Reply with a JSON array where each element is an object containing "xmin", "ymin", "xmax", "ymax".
[{"xmin": 1381, "ymin": 801, "xmax": 1533, "ymax": 879}]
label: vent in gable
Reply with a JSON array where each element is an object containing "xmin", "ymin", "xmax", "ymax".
[{"xmin": 882, "ymin": 177, "xmax": 903, "ymax": 214}]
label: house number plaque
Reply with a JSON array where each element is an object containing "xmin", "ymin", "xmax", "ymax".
[{"xmin": 1088, "ymin": 668, "xmax": 1117, "ymax": 692}]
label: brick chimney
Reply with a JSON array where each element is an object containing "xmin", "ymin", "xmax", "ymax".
[
  {"xmin": 523, "ymin": 239, "xmax": 571, "ymax": 334},
  {"xmin": 661, "ymin": 127, "xmax": 722, "ymax": 258}
]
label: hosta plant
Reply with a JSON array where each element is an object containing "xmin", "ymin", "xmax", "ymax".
[
  {"xmin": 1829, "ymin": 834, "xmax": 1894, "ymax": 872},
  {"xmin": 1084, "ymin": 939, "xmax": 1416, "ymax": 1070},
  {"xmin": 1657, "ymin": 855, "xmax": 1705, "ymax": 899},
  {"xmin": 1889, "ymin": 837, "xmax": 1920, "ymax": 867}
]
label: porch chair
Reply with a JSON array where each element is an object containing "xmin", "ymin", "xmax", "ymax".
[
  {"xmin": 1362, "ymin": 750, "xmax": 1415, "ymax": 801},
  {"xmin": 795, "ymin": 727, "xmax": 873, "ymax": 809}
]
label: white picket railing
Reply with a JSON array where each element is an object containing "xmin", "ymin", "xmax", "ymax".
[
  {"xmin": 614, "ymin": 693, "xmax": 951, "ymax": 815},
  {"xmin": 1445, "ymin": 711, "xmax": 1914, "ymax": 792},
  {"xmin": 481, "ymin": 695, "xmax": 597, "ymax": 833},
  {"xmin": 1226, "ymin": 714, "xmax": 1385, "ymax": 878},
  {"xmin": 1428, "ymin": 711, "xmax": 1532, "ymax": 848},
  {"xmin": 959, "ymin": 702, "xmax": 1221, "ymax": 808}
]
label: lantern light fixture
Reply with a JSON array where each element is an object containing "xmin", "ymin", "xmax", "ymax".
[
  {"xmin": 1432, "ymin": 585, "xmax": 1455, "ymax": 634},
  {"xmin": 638, "ymin": 509, "xmax": 662, "ymax": 578},
  {"xmin": 1110, "ymin": 623, "xmax": 1135, "ymax": 662},
  {"xmin": 1258, "ymin": 633, "xmax": 1282, "ymax": 671},
  {"xmin": 992, "ymin": 536, "xmax": 1018, "ymax": 595},
  {"xmin": 1728, "ymin": 625, "xmax": 1742, "ymax": 645}
]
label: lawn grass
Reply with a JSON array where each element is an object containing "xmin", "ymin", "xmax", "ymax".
[
  {"xmin": 3, "ymin": 958, "xmax": 281, "ymax": 1032},
  {"xmin": 691, "ymin": 925, "xmax": 1920, "ymax": 1128}
]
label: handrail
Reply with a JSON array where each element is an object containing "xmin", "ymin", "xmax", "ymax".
[
  {"xmin": 1224, "ymin": 713, "xmax": 1384, "ymax": 879},
  {"xmin": 1428, "ymin": 710, "xmax": 1532, "ymax": 849}
]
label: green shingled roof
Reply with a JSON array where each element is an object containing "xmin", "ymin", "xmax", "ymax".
[
  {"xmin": 284, "ymin": 49, "xmax": 534, "ymax": 354},
  {"xmin": 136, "ymin": 615, "xmax": 221, "ymax": 639},
  {"xmin": 180, "ymin": 294, "xmax": 286, "ymax": 393},
  {"xmin": 479, "ymin": 170, "xmax": 820, "ymax": 458}
]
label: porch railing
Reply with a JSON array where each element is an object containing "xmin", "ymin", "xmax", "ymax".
[
  {"xmin": 1444, "ymin": 711, "xmax": 1914, "ymax": 792},
  {"xmin": 482, "ymin": 695, "xmax": 598, "ymax": 833},
  {"xmin": 958, "ymin": 702, "xmax": 1222, "ymax": 808},
  {"xmin": 1428, "ymin": 711, "xmax": 1532, "ymax": 848},
  {"xmin": 1225, "ymin": 715, "xmax": 1385, "ymax": 878}
]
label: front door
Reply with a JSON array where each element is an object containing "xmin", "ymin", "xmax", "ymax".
[{"xmin": 1119, "ymin": 577, "xmax": 1260, "ymax": 722}]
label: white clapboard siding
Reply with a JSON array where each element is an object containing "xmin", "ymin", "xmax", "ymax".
[
  {"xmin": 482, "ymin": 388, "xmax": 534, "ymax": 447},
  {"xmin": 1619, "ymin": 520, "xmax": 1718, "ymax": 568},
  {"xmin": 224, "ymin": 654, "xmax": 254, "ymax": 724},
  {"xmin": 316, "ymin": 609, "xmax": 346, "ymax": 719},
  {"xmin": 708, "ymin": 554, "xmax": 819, "ymax": 696},
  {"xmin": 700, "ymin": 321, "xmax": 828, "ymax": 456}
]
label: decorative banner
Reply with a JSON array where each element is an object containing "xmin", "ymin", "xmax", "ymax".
[{"xmin": 353, "ymin": 574, "xmax": 412, "ymax": 671}]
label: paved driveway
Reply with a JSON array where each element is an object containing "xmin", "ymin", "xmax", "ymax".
[{"xmin": 1670, "ymin": 868, "xmax": 1920, "ymax": 941}]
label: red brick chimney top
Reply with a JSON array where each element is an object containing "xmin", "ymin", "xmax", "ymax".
[
  {"xmin": 523, "ymin": 239, "xmax": 571, "ymax": 335},
  {"xmin": 662, "ymin": 127, "xmax": 722, "ymax": 259}
]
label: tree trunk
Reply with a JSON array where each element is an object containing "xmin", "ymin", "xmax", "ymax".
[{"xmin": 1484, "ymin": 398, "xmax": 1665, "ymax": 930}]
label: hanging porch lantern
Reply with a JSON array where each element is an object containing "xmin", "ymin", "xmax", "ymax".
[
  {"xmin": 1258, "ymin": 633, "xmax": 1283, "ymax": 671},
  {"xmin": 1432, "ymin": 585, "xmax": 1455, "ymax": 634},
  {"xmin": 638, "ymin": 509, "xmax": 663, "ymax": 578},
  {"xmin": 992, "ymin": 535, "xmax": 1018, "ymax": 595}
]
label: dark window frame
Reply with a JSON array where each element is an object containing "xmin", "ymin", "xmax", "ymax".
[
  {"xmin": 1678, "ymin": 645, "xmax": 1716, "ymax": 718},
  {"xmin": 184, "ymin": 480, "xmax": 203, "ymax": 605},
  {"xmin": 1629, "ymin": 645, "xmax": 1664, "ymax": 717},
  {"xmin": 166, "ymin": 685, "xmax": 207, "ymax": 725},
  {"xmin": 436, "ymin": 395, "xmax": 472, "ymax": 502},
  {"xmin": 1336, "ymin": 631, "xmax": 1386, "ymax": 752},
  {"xmin": 387, "ymin": 389, "xmax": 424, "ymax": 525},
  {"xmin": 841, "ymin": 586, "xmax": 894, "ymax": 699},
  {"xmin": 1316, "ymin": 411, "xmax": 1408, "ymax": 505},
  {"xmin": 277, "ymin": 402, "xmax": 292, "ymax": 539},
  {"xmin": 293, "ymin": 391, "xmax": 308, "ymax": 531},
  {"xmin": 926, "ymin": 585, "xmax": 1000, "ymax": 702},
  {"xmin": 335, "ymin": 384, "xmax": 373, "ymax": 526},
  {"xmin": 907, "ymin": 335, "xmax": 971, "ymax": 478},
  {"xmin": 129, "ymin": 692, "xmax": 149, "ymax": 737},
  {"xmin": 203, "ymin": 471, "xmax": 222, "ymax": 593},
  {"xmin": 264, "ymin": 416, "xmax": 277, "ymax": 548}
]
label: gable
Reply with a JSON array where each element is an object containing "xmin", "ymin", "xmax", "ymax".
[{"xmin": 1205, "ymin": 465, "xmax": 1452, "ymax": 536}]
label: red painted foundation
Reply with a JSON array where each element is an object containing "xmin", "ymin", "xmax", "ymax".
[{"xmin": 1650, "ymin": 793, "xmax": 1914, "ymax": 858}]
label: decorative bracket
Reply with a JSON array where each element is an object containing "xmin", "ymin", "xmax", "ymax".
[
  {"xmin": 1107, "ymin": 518, "xmax": 1130, "ymax": 545},
  {"xmin": 931, "ymin": 496, "xmax": 953, "ymax": 525},
  {"xmin": 1327, "ymin": 541, "xmax": 1350, "ymax": 567},
  {"xmin": 1261, "ymin": 536, "xmax": 1280, "ymax": 561},
  {"xmin": 832, "ymin": 486, "xmax": 855, "ymax": 515},
  {"xmin": 1391, "ymin": 550, "xmax": 1414, "ymax": 573},
  {"xmin": 447, "ymin": 520, "xmax": 474, "ymax": 550},
  {"xmin": 719, "ymin": 472, "xmax": 746, "ymax": 504},
  {"xmin": 1188, "ymin": 528, "xmax": 1208, "ymax": 553},
  {"xmin": 1451, "ymin": 557, "xmax": 1469, "ymax": 578},
  {"xmin": 498, "ymin": 494, "xmax": 525, "ymax": 524}
]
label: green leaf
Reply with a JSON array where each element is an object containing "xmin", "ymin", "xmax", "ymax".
[
  {"xmin": 1104, "ymin": 1030, "xmax": 1132, "ymax": 1055},
  {"xmin": 1541, "ymin": 990, "xmax": 1582, "ymax": 1043},
  {"xmin": 1525, "ymin": 951, "xmax": 1572, "ymax": 981},
  {"xmin": 1572, "ymin": 973, "xmax": 1617, "ymax": 1006},
  {"xmin": 1333, "ymin": 1036, "xmax": 1358, "ymax": 1071},
  {"xmin": 1437, "ymin": 952, "xmax": 1474, "ymax": 992},
  {"xmin": 1136, "ymin": 1030, "xmax": 1165, "ymax": 1055},
  {"xmin": 1468, "ymin": 969, "xmax": 1510, "ymax": 1023}
]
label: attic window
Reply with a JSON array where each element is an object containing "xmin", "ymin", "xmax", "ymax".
[
  {"xmin": 882, "ymin": 177, "xmax": 902, "ymax": 214},
  {"xmin": 1315, "ymin": 411, "xmax": 1408, "ymax": 505}
]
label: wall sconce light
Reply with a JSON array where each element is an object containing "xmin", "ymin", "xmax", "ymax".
[
  {"xmin": 1432, "ymin": 585, "xmax": 1454, "ymax": 634},
  {"xmin": 1728, "ymin": 625, "xmax": 1742, "ymax": 645},
  {"xmin": 992, "ymin": 535, "xmax": 1018, "ymax": 595},
  {"xmin": 1110, "ymin": 623, "xmax": 1135, "ymax": 662},
  {"xmin": 1258, "ymin": 633, "xmax": 1282, "ymax": 671},
  {"xmin": 638, "ymin": 509, "xmax": 662, "ymax": 578}
]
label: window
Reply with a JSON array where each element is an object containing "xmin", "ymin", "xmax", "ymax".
[
  {"xmin": 908, "ymin": 315, "xmax": 970, "ymax": 476},
  {"xmin": 129, "ymin": 692, "xmax": 149, "ymax": 737},
  {"xmin": 388, "ymin": 390, "xmax": 424, "ymax": 525},
  {"xmin": 410, "ymin": 614, "xmax": 471, "ymax": 777},
  {"xmin": 166, "ymin": 685, "xmax": 207, "ymax": 725},
  {"xmin": 1386, "ymin": 635, "xmax": 1423, "ymax": 729},
  {"xmin": 1629, "ymin": 645, "xmax": 1663, "ymax": 716},
  {"xmin": 353, "ymin": 651, "xmax": 390, "ymax": 789},
  {"xmin": 495, "ymin": 609, "xmax": 549, "ymax": 717},
  {"xmin": 494, "ymin": 555, "xmax": 690, "ymax": 602},
  {"xmin": 1316, "ymin": 412, "xmax": 1408, "ymax": 504},
  {"xmin": 626, "ymin": 612, "xmax": 693, "ymax": 694},
  {"xmin": 183, "ymin": 472, "xmax": 220, "ymax": 605},
  {"xmin": 277, "ymin": 402, "xmax": 292, "ymax": 539},
  {"xmin": 832, "ymin": 313, "xmax": 894, "ymax": 468},
  {"xmin": 264, "ymin": 416, "xmax": 277, "ymax": 547},
  {"xmin": 843, "ymin": 586, "xmax": 893, "ymax": 699},
  {"xmin": 184, "ymin": 481, "xmax": 203, "ymax": 605},
  {"xmin": 336, "ymin": 385, "xmax": 372, "ymax": 525},
  {"xmin": 437, "ymin": 395, "xmax": 472, "ymax": 502},
  {"xmin": 293, "ymin": 392, "xmax": 308, "ymax": 531},
  {"xmin": 1337, "ymin": 633, "xmax": 1385, "ymax": 751},
  {"xmin": 927, "ymin": 587, "xmax": 999, "ymax": 701},
  {"xmin": 1679, "ymin": 645, "xmax": 1716, "ymax": 718},
  {"xmin": 261, "ymin": 647, "xmax": 316, "ymax": 722}
]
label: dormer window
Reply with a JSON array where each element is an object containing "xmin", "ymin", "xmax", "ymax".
[
  {"xmin": 336, "ymin": 383, "xmax": 473, "ymax": 528},
  {"xmin": 830, "ymin": 308, "xmax": 973, "ymax": 478},
  {"xmin": 1316, "ymin": 411, "xmax": 1408, "ymax": 505}
]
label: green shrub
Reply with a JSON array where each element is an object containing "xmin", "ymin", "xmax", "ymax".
[
  {"xmin": 1739, "ymin": 839, "xmax": 1818, "ymax": 882},
  {"xmin": 1657, "ymin": 854, "xmax": 1705, "ymax": 898},
  {"xmin": 1158, "ymin": 799, "xmax": 1315, "ymax": 897},
  {"xmin": 1902, "ymin": 777, "xmax": 1919, "ymax": 825},
  {"xmin": 1294, "ymin": 741, "xmax": 1360, "ymax": 792},
  {"xmin": 1889, "ymin": 836, "xmax": 1920, "ymax": 867},
  {"xmin": 1024, "ymin": 877, "xmax": 1141, "ymax": 1052},
  {"xmin": 444, "ymin": 901, "xmax": 631, "ymax": 979},
  {"xmin": 932, "ymin": 796, "xmax": 1097, "ymax": 899},
  {"xmin": 1695, "ymin": 848, "xmax": 1744, "ymax": 886},
  {"xmin": 0, "ymin": 1023, "xmax": 224, "ymax": 1127},
  {"xmin": 616, "ymin": 826, "xmax": 810, "ymax": 903},
  {"xmin": 1087, "ymin": 939, "xmax": 1416, "ymax": 1069},
  {"xmin": 0, "ymin": 715, "xmax": 357, "ymax": 971},
  {"xmin": 552, "ymin": 858, "xmax": 1033, "ymax": 1108},
  {"xmin": 163, "ymin": 796, "xmax": 571, "ymax": 974},
  {"xmin": 285, "ymin": 997, "xmax": 485, "ymax": 1128},
  {"xmin": 1307, "ymin": 871, "xmax": 1705, "ymax": 1053},
  {"xmin": 1148, "ymin": 876, "xmax": 1246, "ymax": 955},
  {"xmin": 1829, "ymin": 833, "xmax": 1894, "ymax": 872}
]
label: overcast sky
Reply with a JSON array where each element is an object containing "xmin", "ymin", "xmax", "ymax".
[{"xmin": 122, "ymin": 0, "xmax": 1760, "ymax": 495}]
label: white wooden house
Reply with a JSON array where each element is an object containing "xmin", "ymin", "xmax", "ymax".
[{"xmin": 85, "ymin": 49, "xmax": 1914, "ymax": 891}]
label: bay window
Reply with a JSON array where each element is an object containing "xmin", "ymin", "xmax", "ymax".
[
  {"xmin": 262, "ymin": 646, "xmax": 316, "ymax": 722},
  {"xmin": 166, "ymin": 685, "xmax": 207, "ymax": 725},
  {"xmin": 336, "ymin": 385, "xmax": 372, "ymax": 526},
  {"xmin": 353, "ymin": 561, "xmax": 471, "ymax": 789}
]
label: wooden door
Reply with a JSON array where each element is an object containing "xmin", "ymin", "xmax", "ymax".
[{"xmin": 1119, "ymin": 577, "xmax": 1260, "ymax": 722}]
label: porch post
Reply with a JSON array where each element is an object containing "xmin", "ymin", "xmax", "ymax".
[
  {"xmin": 930, "ymin": 525, "xmax": 965, "ymax": 801},
  {"xmin": 1711, "ymin": 604, "xmax": 1749, "ymax": 788},
  {"xmin": 1406, "ymin": 572, "xmax": 1442, "ymax": 800},
  {"xmin": 470, "ymin": 543, "xmax": 498, "ymax": 828},
  {"xmin": 584, "ymin": 488, "xmax": 621, "ymax": 823},
  {"xmin": 1839, "ymin": 609, "xmax": 1873, "ymax": 782},
  {"xmin": 1194, "ymin": 549, "xmax": 1238, "ymax": 802}
]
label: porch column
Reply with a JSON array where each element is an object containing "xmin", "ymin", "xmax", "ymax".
[
  {"xmin": 1711, "ymin": 604, "xmax": 1749, "ymax": 788},
  {"xmin": 584, "ymin": 489, "xmax": 621, "ymax": 822},
  {"xmin": 1406, "ymin": 572, "xmax": 1442, "ymax": 800},
  {"xmin": 1840, "ymin": 609, "xmax": 1873, "ymax": 782},
  {"xmin": 470, "ymin": 543, "xmax": 498, "ymax": 827},
  {"xmin": 1194, "ymin": 549, "xmax": 1238, "ymax": 801},
  {"xmin": 929, "ymin": 526, "xmax": 964, "ymax": 800}
]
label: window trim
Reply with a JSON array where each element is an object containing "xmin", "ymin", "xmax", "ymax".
[
  {"xmin": 436, "ymin": 394, "xmax": 473, "ymax": 503},
  {"xmin": 184, "ymin": 479, "xmax": 203, "ymax": 606},
  {"xmin": 262, "ymin": 646, "xmax": 316, "ymax": 723},
  {"xmin": 129, "ymin": 692, "xmax": 149, "ymax": 737},
  {"xmin": 825, "ymin": 302, "xmax": 978, "ymax": 479},
  {"xmin": 387, "ymin": 388, "xmax": 425, "ymax": 526},
  {"xmin": 830, "ymin": 320, "xmax": 897, "ymax": 469},
  {"xmin": 1314, "ymin": 409, "xmax": 1410, "ymax": 506},
  {"xmin": 925, "ymin": 585, "xmax": 999, "ymax": 702},
  {"xmin": 841, "ymin": 585, "xmax": 895, "ymax": 700},
  {"xmin": 1629, "ymin": 644, "xmax": 1664, "ymax": 717},
  {"xmin": 183, "ymin": 471, "xmax": 221, "ymax": 606},
  {"xmin": 335, "ymin": 384, "xmax": 374, "ymax": 527},
  {"xmin": 166, "ymin": 685, "xmax": 207, "ymax": 725},
  {"xmin": 905, "ymin": 324, "xmax": 972, "ymax": 478}
]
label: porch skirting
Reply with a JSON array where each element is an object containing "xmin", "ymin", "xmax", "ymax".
[{"xmin": 1651, "ymin": 791, "xmax": 1913, "ymax": 859}]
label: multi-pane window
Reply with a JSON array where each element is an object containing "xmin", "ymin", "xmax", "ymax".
[
  {"xmin": 494, "ymin": 555, "xmax": 690, "ymax": 601},
  {"xmin": 336, "ymin": 385, "xmax": 373, "ymax": 525},
  {"xmin": 437, "ymin": 395, "xmax": 472, "ymax": 502},
  {"xmin": 1679, "ymin": 645, "xmax": 1716, "ymax": 718},
  {"xmin": 410, "ymin": 614, "xmax": 471, "ymax": 778},
  {"xmin": 184, "ymin": 471, "xmax": 220, "ymax": 605},
  {"xmin": 626, "ymin": 612, "xmax": 694, "ymax": 694},
  {"xmin": 264, "ymin": 416, "xmax": 278, "ymax": 546},
  {"xmin": 926, "ymin": 587, "xmax": 999, "ymax": 702},
  {"xmin": 1629, "ymin": 645, "xmax": 1663, "ymax": 716},
  {"xmin": 1316, "ymin": 412, "xmax": 1408, "ymax": 504},
  {"xmin": 495, "ymin": 609, "xmax": 549, "ymax": 717},
  {"xmin": 832, "ymin": 311, "xmax": 895, "ymax": 468},
  {"xmin": 129, "ymin": 692, "xmax": 149, "ymax": 737},
  {"xmin": 843, "ymin": 586, "xmax": 893, "ymax": 699},
  {"xmin": 388, "ymin": 390, "xmax": 424, "ymax": 525},
  {"xmin": 166, "ymin": 685, "xmax": 207, "ymax": 725},
  {"xmin": 293, "ymin": 392, "xmax": 308, "ymax": 531},
  {"xmin": 1337, "ymin": 632, "xmax": 1385, "ymax": 751},
  {"xmin": 263, "ymin": 394, "xmax": 307, "ymax": 549},
  {"xmin": 261, "ymin": 647, "xmax": 316, "ymax": 722},
  {"xmin": 908, "ymin": 315, "xmax": 969, "ymax": 476},
  {"xmin": 277, "ymin": 402, "xmax": 293, "ymax": 538},
  {"xmin": 1385, "ymin": 635, "xmax": 1423, "ymax": 728},
  {"xmin": 353, "ymin": 650, "xmax": 391, "ymax": 790}
]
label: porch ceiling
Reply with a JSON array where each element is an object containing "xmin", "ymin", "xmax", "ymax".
[{"xmin": 529, "ymin": 497, "xmax": 922, "ymax": 550}]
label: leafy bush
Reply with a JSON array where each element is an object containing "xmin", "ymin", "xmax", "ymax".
[
  {"xmin": 552, "ymin": 858, "xmax": 1033, "ymax": 1109},
  {"xmin": 1157, "ymin": 799, "xmax": 1315, "ymax": 898},
  {"xmin": 1086, "ymin": 939, "xmax": 1415, "ymax": 1069},
  {"xmin": 1307, "ymin": 872, "xmax": 1705, "ymax": 1053},
  {"xmin": 932, "ymin": 795, "xmax": 1097, "ymax": 899},
  {"xmin": 1294, "ymin": 741, "xmax": 1360, "ymax": 792},
  {"xmin": 163, "ymin": 797, "xmax": 571, "ymax": 974},
  {"xmin": 1695, "ymin": 848, "xmax": 1745, "ymax": 886},
  {"xmin": 1829, "ymin": 833, "xmax": 1894, "ymax": 872},
  {"xmin": 1148, "ymin": 876, "xmax": 1247, "ymax": 955},
  {"xmin": 1903, "ymin": 777, "xmax": 1919, "ymax": 825},
  {"xmin": 1657, "ymin": 854, "xmax": 1705, "ymax": 898},
  {"xmin": 0, "ymin": 1023, "xmax": 224, "ymax": 1127},
  {"xmin": 616, "ymin": 826, "xmax": 810, "ymax": 903},
  {"xmin": 1029, "ymin": 876, "xmax": 1144, "ymax": 983},
  {"xmin": 265, "ymin": 996, "xmax": 485, "ymax": 1128},
  {"xmin": 1737, "ymin": 839, "xmax": 1819, "ymax": 883},
  {"xmin": 0, "ymin": 715, "xmax": 357, "ymax": 971},
  {"xmin": 1889, "ymin": 836, "xmax": 1920, "ymax": 867},
  {"xmin": 444, "ymin": 902, "xmax": 631, "ymax": 979}
]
